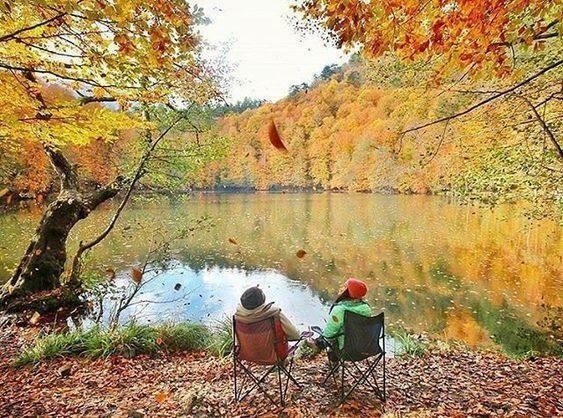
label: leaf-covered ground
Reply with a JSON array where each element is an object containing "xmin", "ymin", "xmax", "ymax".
[{"xmin": 1, "ymin": 325, "xmax": 561, "ymax": 417}]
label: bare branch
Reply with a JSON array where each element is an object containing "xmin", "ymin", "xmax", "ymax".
[
  {"xmin": 514, "ymin": 94, "xmax": 563, "ymax": 161},
  {"xmin": 0, "ymin": 12, "xmax": 67, "ymax": 43},
  {"xmin": 401, "ymin": 59, "xmax": 563, "ymax": 135}
]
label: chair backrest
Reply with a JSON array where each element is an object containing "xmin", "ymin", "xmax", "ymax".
[
  {"xmin": 342, "ymin": 311, "xmax": 384, "ymax": 361},
  {"xmin": 233, "ymin": 316, "xmax": 288, "ymax": 365}
]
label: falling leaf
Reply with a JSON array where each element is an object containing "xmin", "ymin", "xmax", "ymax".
[
  {"xmin": 156, "ymin": 337, "xmax": 163, "ymax": 345},
  {"xmin": 228, "ymin": 237, "xmax": 238, "ymax": 245},
  {"xmin": 29, "ymin": 311, "xmax": 41, "ymax": 325},
  {"xmin": 267, "ymin": 120, "xmax": 288, "ymax": 152},
  {"xmin": 106, "ymin": 267, "xmax": 116, "ymax": 279},
  {"xmin": 296, "ymin": 249, "xmax": 307, "ymax": 258},
  {"xmin": 131, "ymin": 267, "xmax": 143, "ymax": 284},
  {"xmin": 155, "ymin": 391, "xmax": 169, "ymax": 404}
]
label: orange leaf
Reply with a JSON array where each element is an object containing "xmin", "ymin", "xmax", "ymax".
[
  {"xmin": 156, "ymin": 337, "xmax": 163, "ymax": 345},
  {"xmin": 268, "ymin": 120, "xmax": 288, "ymax": 152},
  {"xmin": 131, "ymin": 267, "xmax": 143, "ymax": 284},
  {"xmin": 155, "ymin": 391, "xmax": 169, "ymax": 404},
  {"xmin": 106, "ymin": 267, "xmax": 116, "ymax": 279},
  {"xmin": 228, "ymin": 237, "xmax": 238, "ymax": 245},
  {"xmin": 296, "ymin": 249, "xmax": 307, "ymax": 258}
]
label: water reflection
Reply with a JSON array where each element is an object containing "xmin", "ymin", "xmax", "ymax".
[
  {"xmin": 1, "ymin": 193, "xmax": 561, "ymax": 356},
  {"xmin": 94, "ymin": 263, "xmax": 329, "ymax": 329}
]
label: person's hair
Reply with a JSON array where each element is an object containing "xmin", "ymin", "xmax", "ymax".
[
  {"xmin": 240, "ymin": 286, "xmax": 266, "ymax": 310},
  {"xmin": 329, "ymin": 289, "xmax": 351, "ymax": 312}
]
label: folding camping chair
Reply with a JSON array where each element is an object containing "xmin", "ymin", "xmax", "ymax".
[
  {"xmin": 232, "ymin": 316, "xmax": 310, "ymax": 407},
  {"xmin": 315, "ymin": 311, "xmax": 386, "ymax": 404}
]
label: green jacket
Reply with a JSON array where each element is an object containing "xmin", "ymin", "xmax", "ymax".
[{"xmin": 323, "ymin": 299, "xmax": 372, "ymax": 349}]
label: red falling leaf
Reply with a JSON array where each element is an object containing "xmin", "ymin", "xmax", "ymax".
[
  {"xmin": 106, "ymin": 267, "xmax": 116, "ymax": 279},
  {"xmin": 228, "ymin": 237, "xmax": 238, "ymax": 245},
  {"xmin": 131, "ymin": 267, "xmax": 143, "ymax": 284},
  {"xmin": 296, "ymin": 249, "xmax": 307, "ymax": 258},
  {"xmin": 268, "ymin": 120, "xmax": 288, "ymax": 152}
]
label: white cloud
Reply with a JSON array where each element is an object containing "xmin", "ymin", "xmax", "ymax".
[{"xmin": 197, "ymin": 0, "xmax": 348, "ymax": 102}]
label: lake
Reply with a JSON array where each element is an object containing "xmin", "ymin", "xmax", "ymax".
[{"xmin": 1, "ymin": 193, "xmax": 561, "ymax": 355}]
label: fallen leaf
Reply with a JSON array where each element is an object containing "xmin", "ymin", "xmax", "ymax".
[
  {"xmin": 296, "ymin": 249, "xmax": 307, "ymax": 258},
  {"xmin": 29, "ymin": 311, "xmax": 41, "ymax": 325},
  {"xmin": 174, "ymin": 283, "xmax": 181, "ymax": 291},
  {"xmin": 155, "ymin": 391, "xmax": 169, "ymax": 404},
  {"xmin": 0, "ymin": 188, "xmax": 8, "ymax": 198},
  {"xmin": 228, "ymin": 237, "xmax": 238, "ymax": 245},
  {"xmin": 131, "ymin": 267, "xmax": 143, "ymax": 284}
]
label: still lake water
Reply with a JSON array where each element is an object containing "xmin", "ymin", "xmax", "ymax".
[{"xmin": 1, "ymin": 193, "xmax": 561, "ymax": 354}]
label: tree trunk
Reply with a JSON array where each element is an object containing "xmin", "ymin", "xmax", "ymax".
[
  {"xmin": 0, "ymin": 145, "xmax": 124, "ymax": 307},
  {"xmin": 3, "ymin": 190, "xmax": 89, "ymax": 296}
]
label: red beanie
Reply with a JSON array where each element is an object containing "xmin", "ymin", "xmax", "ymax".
[{"xmin": 345, "ymin": 278, "xmax": 367, "ymax": 299}]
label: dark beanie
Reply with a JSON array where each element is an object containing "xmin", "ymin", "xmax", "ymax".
[{"xmin": 240, "ymin": 286, "xmax": 265, "ymax": 310}]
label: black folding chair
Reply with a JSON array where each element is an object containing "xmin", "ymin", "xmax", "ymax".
[
  {"xmin": 317, "ymin": 311, "xmax": 386, "ymax": 404},
  {"xmin": 232, "ymin": 316, "xmax": 310, "ymax": 407}
]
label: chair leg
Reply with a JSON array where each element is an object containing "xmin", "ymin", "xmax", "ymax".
[
  {"xmin": 280, "ymin": 364, "xmax": 301, "ymax": 388},
  {"xmin": 236, "ymin": 362, "xmax": 278, "ymax": 406},
  {"xmin": 383, "ymin": 351, "xmax": 386, "ymax": 401},
  {"xmin": 233, "ymin": 352, "xmax": 238, "ymax": 401},
  {"xmin": 340, "ymin": 362, "xmax": 346, "ymax": 404},
  {"xmin": 277, "ymin": 366, "xmax": 285, "ymax": 407},
  {"xmin": 322, "ymin": 360, "xmax": 340, "ymax": 385}
]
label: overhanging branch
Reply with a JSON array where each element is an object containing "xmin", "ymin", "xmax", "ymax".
[{"xmin": 400, "ymin": 59, "xmax": 563, "ymax": 135}]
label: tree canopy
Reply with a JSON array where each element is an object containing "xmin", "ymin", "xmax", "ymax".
[{"xmin": 293, "ymin": 0, "xmax": 562, "ymax": 79}]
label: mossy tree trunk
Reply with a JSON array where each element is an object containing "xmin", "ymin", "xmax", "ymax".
[{"xmin": 0, "ymin": 145, "xmax": 124, "ymax": 307}]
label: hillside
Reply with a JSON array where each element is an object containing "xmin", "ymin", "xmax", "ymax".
[{"xmin": 192, "ymin": 59, "xmax": 561, "ymax": 217}]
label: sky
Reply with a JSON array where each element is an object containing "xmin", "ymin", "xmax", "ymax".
[{"xmin": 197, "ymin": 0, "xmax": 348, "ymax": 103}]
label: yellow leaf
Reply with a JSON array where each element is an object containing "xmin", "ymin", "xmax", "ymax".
[{"xmin": 29, "ymin": 311, "xmax": 41, "ymax": 325}]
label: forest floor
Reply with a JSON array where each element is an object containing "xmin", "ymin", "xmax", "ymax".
[{"xmin": 1, "ymin": 324, "xmax": 562, "ymax": 417}]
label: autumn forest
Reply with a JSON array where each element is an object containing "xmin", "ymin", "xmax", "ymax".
[{"xmin": 0, "ymin": 0, "xmax": 562, "ymax": 416}]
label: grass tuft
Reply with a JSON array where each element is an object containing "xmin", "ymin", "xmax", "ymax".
[
  {"xmin": 15, "ymin": 322, "xmax": 213, "ymax": 367},
  {"xmin": 391, "ymin": 329, "xmax": 427, "ymax": 357},
  {"xmin": 206, "ymin": 317, "xmax": 233, "ymax": 357}
]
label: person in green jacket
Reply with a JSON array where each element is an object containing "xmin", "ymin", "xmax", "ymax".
[{"xmin": 308, "ymin": 278, "xmax": 372, "ymax": 353}]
